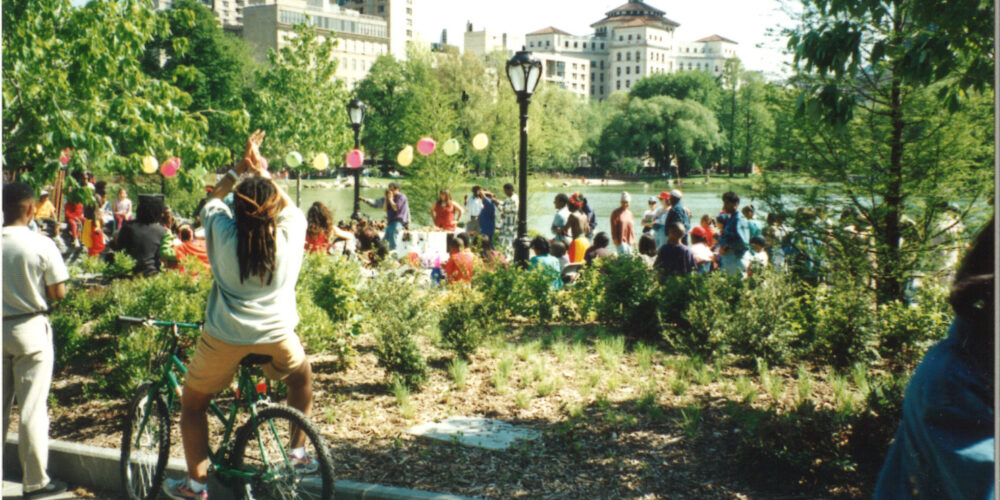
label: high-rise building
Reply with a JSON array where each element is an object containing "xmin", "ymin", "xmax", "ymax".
[
  {"xmin": 242, "ymin": 0, "xmax": 389, "ymax": 88},
  {"xmin": 463, "ymin": 22, "xmax": 524, "ymax": 57},
  {"xmin": 151, "ymin": 0, "xmax": 245, "ymax": 33},
  {"xmin": 344, "ymin": 0, "xmax": 415, "ymax": 60},
  {"xmin": 524, "ymin": 1, "xmax": 738, "ymax": 101}
]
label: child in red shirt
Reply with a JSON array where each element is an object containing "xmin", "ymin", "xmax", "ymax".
[{"xmin": 444, "ymin": 233, "xmax": 475, "ymax": 283}]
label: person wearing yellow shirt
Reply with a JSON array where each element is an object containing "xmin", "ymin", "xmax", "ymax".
[{"xmin": 34, "ymin": 191, "xmax": 56, "ymax": 220}]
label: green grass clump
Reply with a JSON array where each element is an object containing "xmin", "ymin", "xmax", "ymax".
[
  {"xmin": 596, "ymin": 334, "xmax": 626, "ymax": 368},
  {"xmin": 391, "ymin": 381, "xmax": 416, "ymax": 419},
  {"xmin": 448, "ymin": 358, "xmax": 469, "ymax": 390},
  {"xmin": 735, "ymin": 375, "xmax": 757, "ymax": 404},
  {"xmin": 634, "ymin": 342, "xmax": 657, "ymax": 373},
  {"xmin": 796, "ymin": 366, "xmax": 813, "ymax": 406},
  {"xmin": 670, "ymin": 376, "xmax": 689, "ymax": 397},
  {"xmin": 493, "ymin": 355, "xmax": 515, "ymax": 394},
  {"xmin": 514, "ymin": 391, "xmax": 532, "ymax": 409}
]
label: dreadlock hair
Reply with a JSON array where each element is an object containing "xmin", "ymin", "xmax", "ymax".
[
  {"xmin": 234, "ymin": 176, "xmax": 284, "ymax": 285},
  {"xmin": 306, "ymin": 201, "xmax": 334, "ymax": 240}
]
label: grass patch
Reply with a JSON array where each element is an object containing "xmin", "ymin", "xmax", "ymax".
[
  {"xmin": 735, "ymin": 375, "xmax": 757, "ymax": 404},
  {"xmin": 514, "ymin": 391, "xmax": 532, "ymax": 409},
  {"xmin": 537, "ymin": 378, "xmax": 561, "ymax": 397},
  {"xmin": 796, "ymin": 366, "xmax": 813, "ymax": 406},
  {"xmin": 493, "ymin": 355, "xmax": 515, "ymax": 394},
  {"xmin": 634, "ymin": 342, "xmax": 657, "ymax": 373},
  {"xmin": 448, "ymin": 358, "xmax": 469, "ymax": 390},
  {"xmin": 596, "ymin": 334, "xmax": 626, "ymax": 368},
  {"xmin": 670, "ymin": 375, "xmax": 689, "ymax": 397},
  {"xmin": 391, "ymin": 381, "xmax": 416, "ymax": 419},
  {"xmin": 678, "ymin": 404, "xmax": 702, "ymax": 438}
]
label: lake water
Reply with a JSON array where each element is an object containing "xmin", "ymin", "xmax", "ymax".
[{"xmin": 282, "ymin": 177, "xmax": 767, "ymax": 236}]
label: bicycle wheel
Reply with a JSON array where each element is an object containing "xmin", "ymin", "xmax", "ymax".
[
  {"xmin": 120, "ymin": 382, "xmax": 171, "ymax": 500},
  {"xmin": 229, "ymin": 405, "xmax": 335, "ymax": 500}
]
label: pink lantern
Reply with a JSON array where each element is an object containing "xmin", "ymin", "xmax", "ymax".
[
  {"xmin": 416, "ymin": 137, "xmax": 436, "ymax": 156},
  {"xmin": 161, "ymin": 157, "xmax": 180, "ymax": 178},
  {"xmin": 346, "ymin": 149, "xmax": 365, "ymax": 169},
  {"xmin": 60, "ymin": 148, "xmax": 72, "ymax": 166}
]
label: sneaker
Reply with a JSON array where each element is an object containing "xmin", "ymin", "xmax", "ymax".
[
  {"xmin": 290, "ymin": 453, "xmax": 319, "ymax": 474},
  {"xmin": 162, "ymin": 477, "xmax": 209, "ymax": 500},
  {"xmin": 23, "ymin": 480, "xmax": 68, "ymax": 498}
]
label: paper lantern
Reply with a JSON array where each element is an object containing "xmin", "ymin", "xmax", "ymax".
[
  {"xmin": 60, "ymin": 148, "xmax": 73, "ymax": 166},
  {"xmin": 416, "ymin": 137, "xmax": 436, "ymax": 156},
  {"xmin": 141, "ymin": 155, "xmax": 159, "ymax": 174},
  {"xmin": 346, "ymin": 149, "xmax": 365, "ymax": 169},
  {"xmin": 442, "ymin": 139, "xmax": 460, "ymax": 156},
  {"xmin": 397, "ymin": 145, "xmax": 414, "ymax": 167},
  {"xmin": 284, "ymin": 151, "xmax": 302, "ymax": 168},
  {"xmin": 160, "ymin": 157, "xmax": 180, "ymax": 178},
  {"xmin": 472, "ymin": 133, "xmax": 489, "ymax": 150},
  {"xmin": 312, "ymin": 152, "xmax": 330, "ymax": 171}
]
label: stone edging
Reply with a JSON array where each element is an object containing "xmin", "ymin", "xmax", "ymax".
[{"xmin": 4, "ymin": 434, "xmax": 479, "ymax": 500}]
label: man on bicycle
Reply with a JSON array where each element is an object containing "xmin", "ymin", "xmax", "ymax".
[{"xmin": 165, "ymin": 131, "xmax": 316, "ymax": 499}]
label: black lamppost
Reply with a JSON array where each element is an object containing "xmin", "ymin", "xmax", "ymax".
[
  {"xmin": 505, "ymin": 49, "xmax": 542, "ymax": 266},
  {"xmin": 347, "ymin": 99, "xmax": 367, "ymax": 219}
]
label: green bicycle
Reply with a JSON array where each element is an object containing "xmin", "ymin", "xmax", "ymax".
[{"xmin": 116, "ymin": 316, "xmax": 334, "ymax": 500}]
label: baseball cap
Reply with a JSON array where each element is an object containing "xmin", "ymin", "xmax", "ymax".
[
  {"xmin": 658, "ymin": 191, "xmax": 671, "ymax": 200},
  {"xmin": 670, "ymin": 189, "xmax": 682, "ymax": 199},
  {"xmin": 621, "ymin": 192, "xmax": 631, "ymax": 203},
  {"xmin": 40, "ymin": 190, "xmax": 50, "ymax": 197},
  {"xmin": 648, "ymin": 196, "xmax": 657, "ymax": 204}
]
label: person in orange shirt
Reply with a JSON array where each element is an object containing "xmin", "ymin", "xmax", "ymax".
[
  {"xmin": 430, "ymin": 190, "xmax": 464, "ymax": 231},
  {"xmin": 174, "ymin": 225, "xmax": 211, "ymax": 271},
  {"xmin": 443, "ymin": 233, "xmax": 475, "ymax": 283}
]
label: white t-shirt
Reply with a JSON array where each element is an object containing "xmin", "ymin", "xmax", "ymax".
[
  {"xmin": 466, "ymin": 196, "xmax": 484, "ymax": 219},
  {"xmin": 201, "ymin": 198, "xmax": 306, "ymax": 345},
  {"xmin": 2, "ymin": 226, "xmax": 69, "ymax": 317},
  {"xmin": 690, "ymin": 243, "xmax": 715, "ymax": 264}
]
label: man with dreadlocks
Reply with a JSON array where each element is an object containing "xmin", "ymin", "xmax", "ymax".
[{"xmin": 164, "ymin": 131, "xmax": 315, "ymax": 500}]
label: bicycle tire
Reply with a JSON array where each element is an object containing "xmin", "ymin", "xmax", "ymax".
[
  {"xmin": 229, "ymin": 404, "xmax": 335, "ymax": 500},
  {"xmin": 120, "ymin": 382, "xmax": 171, "ymax": 500}
]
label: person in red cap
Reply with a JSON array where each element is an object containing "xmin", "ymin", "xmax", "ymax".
[{"xmin": 652, "ymin": 191, "xmax": 671, "ymax": 249}]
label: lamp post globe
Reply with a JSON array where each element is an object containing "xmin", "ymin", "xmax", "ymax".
[
  {"xmin": 346, "ymin": 99, "xmax": 367, "ymax": 219},
  {"xmin": 505, "ymin": 48, "xmax": 542, "ymax": 266}
]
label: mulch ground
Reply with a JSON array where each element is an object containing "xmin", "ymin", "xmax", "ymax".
[{"xmin": 33, "ymin": 325, "xmax": 869, "ymax": 499}]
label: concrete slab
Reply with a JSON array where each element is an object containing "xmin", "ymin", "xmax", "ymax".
[
  {"xmin": 406, "ymin": 417, "xmax": 540, "ymax": 451},
  {"xmin": 2, "ymin": 478, "xmax": 98, "ymax": 499}
]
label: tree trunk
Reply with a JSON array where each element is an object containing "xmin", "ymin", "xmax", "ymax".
[
  {"xmin": 744, "ymin": 89, "xmax": 752, "ymax": 177},
  {"xmin": 295, "ymin": 170, "xmax": 302, "ymax": 208},
  {"xmin": 729, "ymin": 86, "xmax": 736, "ymax": 178}
]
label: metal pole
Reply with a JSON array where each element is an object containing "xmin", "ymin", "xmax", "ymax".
[
  {"xmin": 352, "ymin": 125, "xmax": 361, "ymax": 219},
  {"xmin": 514, "ymin": 97, "xmax": 531, "ymax": 266}
]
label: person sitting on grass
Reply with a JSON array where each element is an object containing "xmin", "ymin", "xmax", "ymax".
[
  {"xmin": 444, "ymin": 233, "xmax": 475, "ymax": 283},
  {"xmin": 550, "ymin": 239, "xmax": 570, "ymax": 270},
  {"xmin": 528, "ymin": 236, "xmax": 563, "ymax": 290},
  {"xmin": 743, "ymin": 235, "xmax": 769, "ymax": 275},
  {"xmin": 584, "ymin": 231, "xmax": 614, "ymax": 266},
  {"xmin": 637, "ymin": 233, "xmax": 658, "ymax": 267},
  {"xmin": 173, "ymin": 225, "xmax": 210, "ymax": 272},
  {"xmin": 163, "ymin": 130, "xmax": 317, "ymax": 500},
  {"xmin": 654, "ymin": 223, "xmax": 696, "ymax": 276},
  {"xmin": 688, "ymin": 232, "xmax": 715, "ymax": 272},
  {"xmin": 305, "ymin": 202, "xmax": 353, "ymax": 255},
  {"xmin": 471, "ymin": 233, "xmax": 507, "ymax": 269}
]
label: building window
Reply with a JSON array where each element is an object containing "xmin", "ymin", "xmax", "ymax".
[
  {"xmin": 565, "ymin": 41, "xmax": 569, "ymax": 48},
  {"xmin": 626, "ymin": 67, "xmax": 630, "ymax": 74},
  {"xmin": 626, "ymin": 80, "xmax": 630, "ymax": 88},
  {"xmin": 616, "ymin": 53, "xmax": 621, "ymax": 61},
  {"xmin": 406, "ymin": 7, "xmax": 412, "ymax": 13},
  {"xmin": 617, "ymin": 67, "xmax": 621, "ymax": 76},
  {"xmin": 377, "ymin": 5, "xmax": 384, "ymax": 12},
  {"xmin": 601, "ymin": 43, "xmax": 605, "ymax": 49},
  {"xmin": 599, "ymin": 60, "xmax": 604, "ymax": 69},
  {"xmin": 635, "ymin": 50, "xmax": 640, "ymax": 60},
  {"xmin": 591, "ymin": 72, "xmax": 595, "ymax": 80},
  {"xmin": 635, "ymin": 65, "xmax": 639, "ymax": 73},
  {"xmin": 600, "ymin": 73, "xmax": 604, "ymax": 82},
  {"xmin": 618, "ymin": 35, "xmax": 623, "ymax": 41},
  {"xmin": 546, "ymin": 40, "xmax": 550, "ymax": 46},
  {"xmin": 574, "ymin": 42, "xmax": 578, "ymax": 48},
  {"xmin": 628, "ymin": 34, "xmax": 632, "ymax": 41},
  {"xmin": 600, "ymin": 85, "xmax": 604, "ymax": 93},
  {"xmin": 626, "ymin": 52, "xmax": 631, "ymax": 61},
  {"xmin": 616, "ymin": 80, "xmax": 621, "ymax": 90},
  {"xmin": 406, "ymin": 29, "xmax": 412, "ymax": 37},
  {"xmin": 529, "ymin": 42, "xmax": 534, "ymax": 47}
]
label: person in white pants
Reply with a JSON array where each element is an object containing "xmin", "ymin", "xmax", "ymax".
[{"xmin": 2, "ymin": 182, "xmax": 69, "ymax": 498}]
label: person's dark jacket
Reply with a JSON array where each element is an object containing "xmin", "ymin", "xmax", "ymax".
[{"xmin": 113, "ymin": 221, "xmax": 167, "ymax": 276}]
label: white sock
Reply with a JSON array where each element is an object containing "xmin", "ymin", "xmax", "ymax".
[
  {"xmin": 291, "ymin": 447, "xmax": 307, "ymax": 459},
  {"xmin": 188, "ymin": 478, "xmax": 207, "ymax": 493}
]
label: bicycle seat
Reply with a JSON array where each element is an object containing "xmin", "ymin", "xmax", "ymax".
[{"xmin": 240, "ymin": 354, "xmax": 273, "ymax": 367}]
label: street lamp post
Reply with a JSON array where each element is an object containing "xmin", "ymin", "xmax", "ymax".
[
  {"xmin": 347, "ymin": 99, "xmax": 367, "ymax": 219},
  {"xmin": 505, "ymin": 48, "xmax": 542, "ymax": 266}
]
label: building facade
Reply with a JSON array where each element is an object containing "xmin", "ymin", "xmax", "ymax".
[
  {"xmin": 463, "ymin": 23, "xmax": 524, "ymax": 57},
  {"xmin": 524, "ymin": 1, "xmax": 737, "ymax": 101},
  {"xmin": 242, "ymin": 0, "xmax": 389, "ymax": 88},
  {"xmin": 344, "ymin": 0, "xmax": 415, "ymax": 60}
]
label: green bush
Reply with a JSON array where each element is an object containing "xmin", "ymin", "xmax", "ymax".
[
  {"xmin": 472, "ymin": 264, "xmax": 558, "ymax": 323},
  {"xmin": 811, "ymin": 276, "xmax": 878, "ymax": 368},
  {"xmin": 673, "ymin": 271, "xmax": 743, "ymax": 358},
  {"xmin": 295, "ymin": 254, "xmax": 361, "ymax": 368},
  {"xmin": 589, "ymin": 255, "xmax": 658, "ymax": 340},
  {"xmin": 439, "ymin": 291, "xmax": 497, "ymax": 359},
  {"xmin": 361, "ymin": 270, "xmax": 436, "ymax": 389},
  {"xmin": 875, "ymin": 285, "xmax": 951, "ymax": 366},
  {"xmin": 728, "ymin": 270, "xmax": 804, "ymax": 365}
]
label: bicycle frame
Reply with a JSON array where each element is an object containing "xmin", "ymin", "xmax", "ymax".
[{"xmin": 125, "ymin": 318, "xmax": 282, "ymax": 483}]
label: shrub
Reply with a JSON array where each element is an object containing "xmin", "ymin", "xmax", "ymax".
[
  {"xmin": 361, "ymin": 270, "xmax": 436, "ymax": 389},
  {"xmin": 472, "ymin": 264, "xmax": 558, "ymax": 323},
  {"xmin": 727, "ymin": 269, "xmax": 803, "ymax": 365},
  {"xmin": 811, "ymin": 276, "xmax": 879, "ymax": 368},
  {"xmin": 296, "ymin": 255, "xmax": 362, "ymax": 368},
  {"xmin": 439, "ymin": 291, "xmax": 497, "ymax": 359},
  {"xmin": 874, "ymin": 284, "xmax": 951, "ymax": 366},
  {"xmin": 590, "ymin": 255, "xmax": 659, "ymax": 340},
  {"xmin": 672, "ymin": 271, "xmax": 743, "ymax": 358}
]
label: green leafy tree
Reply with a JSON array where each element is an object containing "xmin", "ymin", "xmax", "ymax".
[
  {"xmin": 142, "ymin": 0, "xmax": 257, "ymax": 157},
  {"xmin": 3, "ymin": 0, "xmax": 225, "ymax": 190},
  {"xmin": 247, "ymin": 23, "xmax": 351, "ymax": 203},
  {"xmin": 781, "ymin": 0, "xmax": 994, "ymax": 302},
  {"xmin": 354, "ymin": 55, "xmax": 414, "ymax": 168}
]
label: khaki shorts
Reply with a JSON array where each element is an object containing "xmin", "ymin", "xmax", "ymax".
[{"xmin": 184, "ymin": 333, "xmax": 307, "ymax": 395}]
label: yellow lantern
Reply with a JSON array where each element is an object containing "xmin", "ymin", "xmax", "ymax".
[
  {"xmin": 397, "ymin": 145, "xmax": 414, "ymax": 167},
  {"xmin": 472, "ymin": 133, "xmax": 489, "ymax": 150},
  {"xmin": 442, "ymin": 139, "xmax": 460, "ymax": 156},
  {"xmin": 312, "ymin": 152, "xmax": 330, "ymax": 170}
]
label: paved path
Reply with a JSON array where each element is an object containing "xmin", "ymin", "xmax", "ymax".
[{"xmin": 2, "ymin": 477, "xmax": 112, "ymax": 499}]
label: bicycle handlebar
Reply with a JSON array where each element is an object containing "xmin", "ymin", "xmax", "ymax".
[{"xmin": 116, "ymin": 316, "xmax": 201, "ymax": 329}]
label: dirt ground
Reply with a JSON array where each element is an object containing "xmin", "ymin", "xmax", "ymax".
[{"xmin": 37, "ymin": 325, "xmax": 871, "ymax": 499}]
